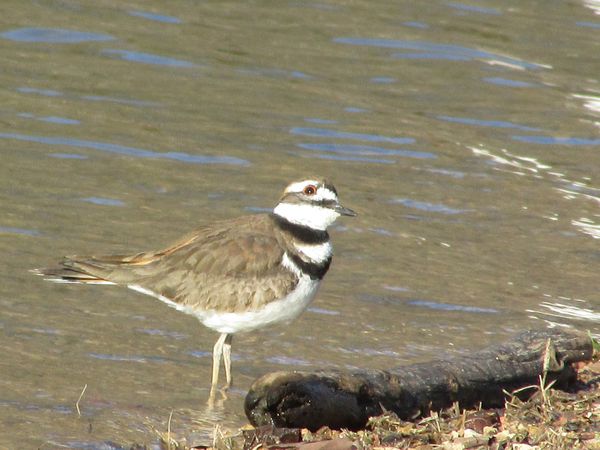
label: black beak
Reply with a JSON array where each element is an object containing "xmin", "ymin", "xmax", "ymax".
[{"xmin": 335, "ymin": 203, "xmax": 357, "ymax": 217}]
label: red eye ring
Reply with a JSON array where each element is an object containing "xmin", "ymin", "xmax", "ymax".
[{"xmin": 303, "ymin": 185, "xmax": 317, "ymax": 196}]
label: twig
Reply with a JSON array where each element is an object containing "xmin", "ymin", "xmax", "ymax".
[
  {"xmin": 75, "ymin": 384, "xmax": 87, "ymax": 416},
  {"xmin": 167, "ymin": 409, "xmax": 174, "ymax": 450}
]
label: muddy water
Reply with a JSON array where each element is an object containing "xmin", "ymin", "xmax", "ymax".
[{"xmin": 1, "ymin": 0, "xmax": 599, "ymax": 447}]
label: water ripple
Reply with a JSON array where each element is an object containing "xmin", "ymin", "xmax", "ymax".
[
  {"xmin": 424, "ymin": 168, "xmax": 465, "ymax": 179},
  {"xmin": 17, "ymin": 86, "xmax": 160, "ymax": 107},
  {"xmin": 394, "ymin": 52, "xmax": 471, "ymax": 61},
  {"xmin": 1, "ymin": 27, "xmax": 115, "ymax": 43},
  {"xmin": 237, "ymin": 67, "xmax": 314, "ymax": 79},
  {"xmin": 87, "ymin": 353, "xmax": 167, "ymax": 363},
  {"xmin": 291, "ymin": 127, "xmax": 414, "ymax": 144},
  {"xmin": 370, "ymin": 76, "xmax": 396, "ymax": 84},
  {"xmin": 407, "ymin": 299, "xmax": 499, "ymax": 313},
  {"xmin": 437, "ymin": 115, "xmax": 540, "ymax": 131},
  {"xmin": 18, "ymin": 112, "xmax": 80, "ymax": 125},
  {"xmin": 512, "ymin": 135, "xmax": 600, "ymax": 146},
  {"xmin": 0, "ymin": 132, "xmax": 250, "ymax": 165},
  {"xmin": 0, "ymin": 226, "xmax": 41, "ymax": 237},
  {"xmin": 390, "ymin": 198, "xmax": 468, "ymax": 214},
  {"xmin": 101, "ymin": 49, "xmax": 197, "ymax": 68},
  {"xmin": 576, "ymin": 21, "xmax": 600, "ymax": 29},
  {"xmin": 128, "ymin": 10, "xmax": 182, "ymax": 24},
  {"xmin": 294, "ymin": 152, "xmax": 395, "ymax": 164},
  {"xmin": 335, "ymin": 37, "xmax": 545, "ymax": 70},
  {"xmin": 49, "ymin": 153, "xmax": 88, "ymax": 159},
  {"xmin": 345, "ymin": 106, "xmax": 368, "ymax": 113},
  {"xmin": 304, "ymin": 118, "xmax": 337, "ymax": 125},
  {"xmin": 81, "ymin": 95, "xmax": 160, "ymax": 107},
  {"xmin": 135, "ymin": 328, "xmax": 188, "ymax": 339},
  {"xmin": 307, "ymin": 306, "xmax": 340, "ymax": 316},
  {"xmin": 445, "ymin": 2, "xmax": 501, "ymax": 15},
  {"xmin": 265, "ymin": 355, "xmax": 312, "ymax": 366},
  {"xmin": 16, "ymin": 87, "xmax": 62, "ymax": 97},
  {"xmin": 298, "ymin": 142, "xmax": 436, "ymax": 159},
  {"xmin": 483, "ymin": 77, "xmax": 537, "ymax": 88},
  {"xmin": 402, "ymin": 21, "xmax": 429, "ymax": 29},
  {"xmin": 81, "ymin": 197, "xmax": 125, "ymax": 207}
]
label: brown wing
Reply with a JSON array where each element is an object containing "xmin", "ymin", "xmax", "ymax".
[{"xmin": 39, "ymin": 215, "xmax": 298, "ymax": 312}]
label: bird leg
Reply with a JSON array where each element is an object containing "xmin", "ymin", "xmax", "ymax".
[
  {"xmin": 211, "ymin": 332, "xmax": 229, "ymax": 391},
  {"xmin": 222, "ymin": 334, "xmax": 233, "ymax": 388}
]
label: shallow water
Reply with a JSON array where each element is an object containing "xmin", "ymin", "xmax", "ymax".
[{"xmin": 1, "ymin": 0, "xmax": 599, "ymax": 447}]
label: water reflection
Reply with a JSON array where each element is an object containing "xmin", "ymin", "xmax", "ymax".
[
  {"xmin": 334, "ymin": 37, "xmax": 546, "ymax": 69},
  {"xmin": 576, "ymin": 21, "xmax": 600, "ymax": 29},
  {"xmin": 17, "ymin": 112, "xmax": 80, "ymax": 125},
  {"xmin": 87, "ymin": 353, "xmax": 169, "ymax": 363},
  {"xmin": 237, "ymin": 67, "xmax": 314, "ymax": 79},
  {"xmin": 528, "ymin": 297, "xmax": 600, "ymax": 327},
  {"xmin": 291, "ymin": 127, "xmax": 414, "ymax": 144},
  {"xmin": 0, "ymin": 226, "xmax": 41, "ymax": 236},
  {"xmin": 512, "ymin": 135, "xmax": 600, "ymax": 145},
  {"xmin": 101, "ymin": 49, "xmax": 198, "ymax": 68},
  {"xmin": 16, "ymin": 87, "xmax": 62, "ymax": 97},
  {"xmin": 17, "ymin": 86, "xmax": 161, "ymax": 107},
  {"xmin": 370, "ymin": 76, "xmax": 396, "ymax": 84},
  {"xmin": 297, "ymin": 143, "xmax": 435, "ymax": 160},
  {"xmin": 135, "ymin": 328, "xmax": 188, "ymax": 339},
  {"xmin": 1, "ymin": 27, "xmax": 115, "ymax": 43},
  {"xmin": 344, "ymin": 107, "xmax": 368, "ymax": 113},
  {"xmin": 573, "ymin": 94, "xmax": 600, "ymax": 114},
  {"xmin": 390, "ymin": 198, "xmax": 468, "ymax": 215},
  {"xmin": 49, "ymin": 153, "xmax": 88, "ymax": 159},
  {"xmin": 407, "ymin": 299, "xmax": 499, "ymax": 314},
  {"xmin": 304, "ymin": 118, "xmax": 338, "ymax": 125},
  {"xmin": 401, "ymin": 21, "xmax": 429, "ymax": 29},
  {"xmin": 80, "ymin": 95, "xmax": 160, "ymax": 107},
  {"xmin": 423, "ymin": 168, "xmax": 465, "ymax": 179},
  {"xmin": 265, "ymin": 355, "xmax": 312, "ymax": 366},
  {"xmin": 572, "ymin": 219, "xmax": 600, "ymax": 239},
  {"xmin": 127, "ymin": 10, "xmax": 182, "ymax": 24},
  {"xmin": 436, "ymin": 115, "xmax": 540, "ymax": 131},
  {"xmin": 482, "ymin": 77, "xmax": 538, "ymax": 88},
  {"xmin": 80, "ymin": 197, "xmax": 126, "ymax": 207},
  {"xmin": 445, "ymin": 2, "xmax": 501, "ymax": 15},
  {"xmin": 293, "ymin": 151, "xmax": 394, "ymax": 164},
  {"xmin": 307, "ymin": 306, "xmax": 340, "ymax": 316},
  {"xmin": 0, "ymin": 132, "xmax": 250, "ymax": 165}
]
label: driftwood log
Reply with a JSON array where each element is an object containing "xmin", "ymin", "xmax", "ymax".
[{"xmin": 245, "ymin": 329, "xmax": 593, "ymax": 431}]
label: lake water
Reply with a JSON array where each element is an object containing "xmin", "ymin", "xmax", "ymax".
[{"xmin": 1, "ymin": 0, "xmax": 599, "ymax": 447}]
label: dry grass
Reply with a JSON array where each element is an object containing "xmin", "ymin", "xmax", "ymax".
[{"xmin": 151, "ymin": 355, "xmax": 600, "ymax": 449}]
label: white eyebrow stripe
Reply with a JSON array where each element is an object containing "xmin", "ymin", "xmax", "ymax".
[
  {"xmin": 285, "ymin": 180, "xmax": 321, "ymax": 193},
  {"xmin": 284, "ymin": 181, "xmax": 338, "ymax": 203}
]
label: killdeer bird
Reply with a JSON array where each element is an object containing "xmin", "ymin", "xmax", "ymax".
[{"xmin": 33, "ymin": 178, "xmax": 355, "ymax": 394}]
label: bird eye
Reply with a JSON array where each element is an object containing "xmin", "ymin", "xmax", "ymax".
[{"xmin": 303, "ymin": 185, "xmax": 317, "ymax": 196}]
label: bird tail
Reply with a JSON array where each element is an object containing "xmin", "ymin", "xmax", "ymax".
[{"xmin": 30, "ymin": 258, "xmax": 115, "ymax": 285}]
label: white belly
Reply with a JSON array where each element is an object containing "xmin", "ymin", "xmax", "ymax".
[
  {"xmin": 127, "ymin": 253, "xmax": 323, "ymax": 335},
  {"xmin": 127, "ymin": 276, "xmax": 320, "ymax": 334},
  {"xmin": 200, "ymin": 275, "xmax": 320, "ymax": 334}
]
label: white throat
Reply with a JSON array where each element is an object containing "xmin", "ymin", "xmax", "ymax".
[{"xmin": 273, "ymin": 202, "xmax": 340, "ymax": 231}]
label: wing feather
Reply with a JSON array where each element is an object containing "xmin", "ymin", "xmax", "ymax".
[{"xmin": 36, "ymin": 215, "xmax": 297, "ymax": 312}]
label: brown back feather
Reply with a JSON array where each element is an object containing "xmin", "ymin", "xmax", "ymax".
[{"xmin": 44, "ymin": 215, "xmax": 298, "ymax": 312}]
